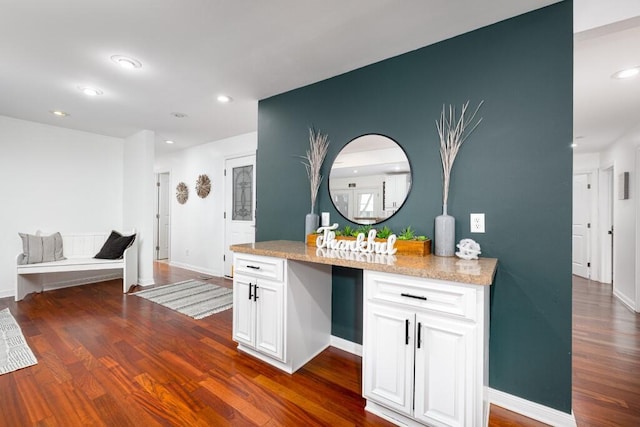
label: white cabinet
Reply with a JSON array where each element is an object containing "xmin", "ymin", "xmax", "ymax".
[
  {"xmin": 364, "ymin": 303, "xmax": 415, "ymax": 416},
  {"xmin": 363, "ymin": 270, "xmax": 489, "ymax": 427},
  {"xmin": 232, "ymin": 253, "xmax": 332, "ymax": 374},
  {"xmin": 384, "ymin": 174, "xmax": 409, "ymax": 211},
  {"xmin": 233, "ymin": 273, "xmax": 284, "ymax": 361}
]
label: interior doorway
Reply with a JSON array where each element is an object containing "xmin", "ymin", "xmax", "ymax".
[
  {"xmin": 601, "ymin": 166, "xmax": 614, "ymax": 284},
  {"xmin": 572, "ymin": 172, "xmax": 592, "ymax": 279},
  {"xmin": 224, "ymin": 154, "xmax": 256, "ymax": 277},
  {"xmin": 155, "ymin": 172, "xmax": 171, "ymax": 261}
]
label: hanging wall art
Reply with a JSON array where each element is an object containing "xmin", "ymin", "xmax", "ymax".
[
  {"xmin": 196, "ymin": 174, "xmax": 211, "ymax": 198},
  {"xmin": 176, "ymin": 182, "xmax": 189, "ymax": 204}
]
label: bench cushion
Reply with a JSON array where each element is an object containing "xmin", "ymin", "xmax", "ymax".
[
  {"xmin": 18, "ymin": 232, "xmax": 65, "ymax": 264},
  {"xmin": 94, "ymin": 231, "xmax": 136, "ymax": 260},
  {"xmin": 17, "ymin": 257, "xmax": 124, "ymax": 274}
]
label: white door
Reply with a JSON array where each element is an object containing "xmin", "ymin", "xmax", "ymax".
[
  {"xmin": 414, "ymin": 313, "xmax": 474, "ymax": 427},
  {"xmin": 572, "ymin": 173, "xmax": 591, "ymax": 278},
  {"xmin": 224, "ymin": 154, "xmax": 256, "ymax": 277},
  {"xmin": 602, "ymin": 167, "xmax": 613, "ymax": 284},
  {"xmin": 156, "ymin": 172, "xmax": 170, "ymax": 260},
  {"xmin": 254, "ymin": 278, "xmax": 284, "ymax": 361},
  {"xmin": 363, "ymin": 303, "xmax": 414, "ymax": 416},
  {"xmin": 232, "ymin": 273, "xmax": 255, "ymax": 347}
]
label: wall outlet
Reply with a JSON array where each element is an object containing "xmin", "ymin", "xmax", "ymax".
[{"xmin": 470, "ymin": 213, "xmax": 485, "ymax": 233}]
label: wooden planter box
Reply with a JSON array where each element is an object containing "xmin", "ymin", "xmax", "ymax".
[{"xmin": 306, "ymin": 234, "xmax": 431, "ymax": 256}]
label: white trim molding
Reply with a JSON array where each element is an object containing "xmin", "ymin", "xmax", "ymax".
[
  {"xmin": 330, "ymin": 335, "xmax": 362, "ymax": 356},
  {"xmin": 489, "ymin": 388, "xmax": 576, "ymax": 427},
  {"xmin": 613, "ymin": 288, "xmax": 637, "ymax": 312},
  {"xmin": 168, "ymin": 261, "xmax": 221, "ymax": 279}
]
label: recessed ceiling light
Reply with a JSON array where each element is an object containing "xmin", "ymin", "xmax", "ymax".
[
  {"xmin": 171, "ymin": 112, "xmax": 188, "ymax": 118},
  {"xmin": 611, "ymin": 66, "xmax": 640, "ymax": 79},
  {"xmin": 353, "ymin": 170, "xmax": 358, "ymax": 174},
  {"xmin": 570, "ymin": 143, "xmax": 577, "ymax": 148},
  {"xmin": 165, "ymin": 140, "xmax": 175, "ymax": 144},
  {"xmin": 50, "ymin": 110, "xmax": 70, "ymax": 117},
  {"xmin": 78, "ymin": 86, "xmax": 103, "ymax": 96},
  {"xmin": 111, "ymin": 55, "xmax": 142, "ymax": 70},
  {"xmin": 217, "ymin": 95, "xmax": 232, "ymax": 103}
]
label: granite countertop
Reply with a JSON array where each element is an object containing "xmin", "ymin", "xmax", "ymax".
[{"xmin": 231, "ymin": 240, "xmax": 498, "ymax": 286}]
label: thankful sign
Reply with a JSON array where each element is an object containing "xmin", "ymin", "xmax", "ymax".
[{"xmin": 315, "ymin": 224, "xmax": 397, "ymax": 255}]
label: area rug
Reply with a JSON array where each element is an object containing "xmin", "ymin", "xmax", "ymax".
[
  {"xmin": 134, "ymin": 280, "xmax": 233, "ymax": 319},
  {"xmin": 0, "ymin": 308, "xmax": 38, "ymax": 375}
]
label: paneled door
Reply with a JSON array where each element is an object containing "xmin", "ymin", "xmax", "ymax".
[
  {"xmin": 224, "ymin": 154, "xmax": 256, "ymax": 277},
  {"xmin": 156, "ymin": 172, "xmax": 170, "ymax": 260},
  {"xmin": 572, "ymin": 173, "xmax": 591, "ymax": 278}
]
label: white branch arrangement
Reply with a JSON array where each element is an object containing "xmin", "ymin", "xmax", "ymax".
[
  {"xmin": 436, "ymin": 100, "xmax": 484, "ymax": 208},
  {"xmin": 300, "ymin": 128, "xmax": 330, "ymax": 213}
]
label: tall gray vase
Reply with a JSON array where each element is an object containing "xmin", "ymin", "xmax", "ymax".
[
  {"xmin": 435, "ymin": 204, "xmax": 455, "ymax": 256},
  {"xmin": 305, "ymin": 213, "xmax": 319, "ymax": 243}
]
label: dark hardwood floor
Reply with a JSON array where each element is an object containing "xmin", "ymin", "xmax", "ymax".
[
  {"xmin": 572, "ymin": 275, "xmax": 640, "ymax": 426},
  {"xmin": 0, "ymin": 264, "xmax": 637, "ymax": 426}
]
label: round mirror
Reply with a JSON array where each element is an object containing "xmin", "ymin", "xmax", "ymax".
[{"xmin": 329, "ymin": 134, "xmax": 412, "ymax": 225}]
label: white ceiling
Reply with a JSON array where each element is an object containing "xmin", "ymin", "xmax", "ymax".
[{"xmin": 0, "ymin": 1, "xmax": 637, "ymax": 156}]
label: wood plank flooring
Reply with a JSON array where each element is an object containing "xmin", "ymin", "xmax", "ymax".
[{"xmin": 0, "ymin": 265, "xmax": 637, "ymax": 426}]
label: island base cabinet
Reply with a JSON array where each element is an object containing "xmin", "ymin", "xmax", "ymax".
[
  {"xmin": 414, "ymin": 314, "xmax": 475, "ymax": 427},
  {"xmin": 363, "ymin": 270, "xmax": 488, "ymax": 427},
  {"xmin": 232, "ymin": 253, "xmax": 332, "ymax": 374},
  {"xmin": 232, "ymin": 273, "xmax": 284, "ymax": 361},
  {"xmin": 363, "ymin": 303, "xmax": 415, "ymax": 417}
]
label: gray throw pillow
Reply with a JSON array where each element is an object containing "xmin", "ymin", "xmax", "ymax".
[{"xmin": 18, "ymin": 232, "xmax": 65, "ymax": 264}]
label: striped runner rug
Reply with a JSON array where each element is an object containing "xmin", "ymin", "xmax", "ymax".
[
  {"xmin": 134, "ymin": 280, "xmax": 233, "ymax": 320},
  {"xmin": 0, "ymin": 308, "xmax": 38, "ymax": 375}
]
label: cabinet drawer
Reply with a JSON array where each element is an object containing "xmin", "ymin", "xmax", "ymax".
[
  {"xmin": 365, "ymin": 271, "xmax": 476, "ymax": 320},
  {"xmin": 234, "ymin": 254, "xmax": 284, "ymax": 282}
]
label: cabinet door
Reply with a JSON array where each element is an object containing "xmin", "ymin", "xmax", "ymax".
[
  {"xmin": 232, "ymin": 274, "xmax": 255, "ymax": 348},
  {"xmin": 254, "ymin": 278, "xmax": 284, "ymax": 361},
  {"xmin": 363, "ymin": 303, "xmax": 414, "ymax": 416},
  {"xmin": 414, "ymin": 313, "xmax": 475, "ymax": 427}
]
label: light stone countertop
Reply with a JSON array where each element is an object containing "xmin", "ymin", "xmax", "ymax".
[{"xmin": 231, "ymin": 240, "xmax": 497, "ymax": 286}]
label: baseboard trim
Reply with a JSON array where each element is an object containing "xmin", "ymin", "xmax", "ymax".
[
  {"xmin": 0, "ymin": 289, "xmax": 15, "ymax": 299},
  {"xmin": 330, "ymin": 335, "xmax": 362, "ymax": 356},
  {"xmin": 489, "ymin": 388, "xmax": 576, "ymax": 427},
  {"xmin": 613, "ymin": 288, "xmax": 637, "ymax": 312},
  {"xmin": 168, "ymin": 261, "xmax": 221, "ymax": 279}
]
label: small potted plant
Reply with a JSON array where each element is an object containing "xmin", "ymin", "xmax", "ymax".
[{"xmin": 307, "ymin": 224, "xmax": 431, "ymax": 256}]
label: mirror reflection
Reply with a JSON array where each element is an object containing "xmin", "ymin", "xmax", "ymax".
[{"xmin": 329, "ymin": 134, "xmax": 412, "ymax": 225}]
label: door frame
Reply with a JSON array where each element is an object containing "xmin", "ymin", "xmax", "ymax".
[{"xmin": 599, "ymin": 165, "xmax": 614, "ymax": 284}]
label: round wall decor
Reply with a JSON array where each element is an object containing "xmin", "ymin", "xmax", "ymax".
[
  {"xmin": 196, "ymin": 174, "xmax": 211, "ymax": 198},
  {"xmin": 176, "ymin": 182, "xmax": 189, "ymax": 204}
]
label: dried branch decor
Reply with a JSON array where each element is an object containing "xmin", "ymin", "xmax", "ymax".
[
  {"xmin": 196, "ymin": 174, "xmax": 211, "ymax": 198},
  {"xmin": 436, "ymin": 100, "xmax": 484, "ymax": 207},
  {"xmin": 299, "ymin": 128, "xmax": 330, "ymax": 213},
  {"xmin": 176, "ymin": 182, "xmax": 189, "ymax": 204}
]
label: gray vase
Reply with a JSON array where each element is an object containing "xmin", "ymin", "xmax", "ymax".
[
  {"xmin": 435, "ymin": 205, "xmax": 455, "ymax": 256},
  {"xmin": 305, "ymin": 213, "xmax": 319, "ymax": 243}
]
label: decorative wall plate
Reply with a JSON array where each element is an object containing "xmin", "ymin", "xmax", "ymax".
[
  {"xmin": 176, "ymin": 182, "xmax": 189, "ymax": 204},
  {"xmin": 196, "ymin": 174, "xmax": 211, "ymax": 198}
]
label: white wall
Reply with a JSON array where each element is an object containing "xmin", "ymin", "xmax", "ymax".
[
  {"xmin": 155, "ymin": 132, "xmax": 257, "ymax": 277},
  {"xmin": 124, "ymin": 130, "xmax": 155, "ymax": 286},
  {"xmin": 599, "ymin": 123, "xmax": 640, "ymax": 311},
  {"xmin": 0, "ymin": 115, "xmax": 124, "ymax": 298}
]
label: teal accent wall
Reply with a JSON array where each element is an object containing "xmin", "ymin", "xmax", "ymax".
[{"xmin": 256, "ymin": 2, "xmax": 573, "ymax": 413}]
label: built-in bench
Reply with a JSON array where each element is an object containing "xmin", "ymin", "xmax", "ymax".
[{"xmin": 15, "ymin": 231, "xmax": 138, "ymax": 301}]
